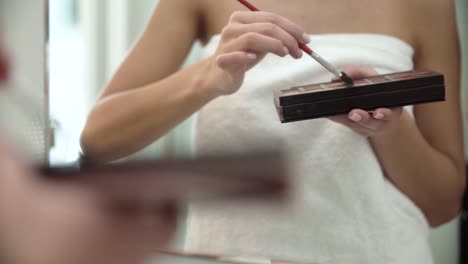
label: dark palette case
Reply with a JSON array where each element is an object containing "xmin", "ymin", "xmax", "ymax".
[
  {"xmin": 275, "ymin": 70, "xmax": 445, "ymax": 123},
  {"xmin": 40, "ymin": 152, "xmax": 289, "ymax": 204}
]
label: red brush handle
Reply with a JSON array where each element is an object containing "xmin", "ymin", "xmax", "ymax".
[
  {"xmin": 237, "ymin": 0, "xmax": 315, "ymax": 56},
  {"xmin": 0, "ymin": 54, "xmax": 8, "ymax": 83},
  {"xmin": 298, "ymin": 43, "xmax": 313, "ymax": 55},
  {"xmin": 237, "ymin": 0, "xmax": 259, "ymax": 11}
]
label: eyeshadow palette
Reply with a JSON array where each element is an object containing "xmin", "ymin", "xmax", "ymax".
[
  {"xmin": 275, "ymin": 70, "xmax": 445, "ymax": 123},
  {"xmin": 40, "ymin": 151, "xmax": 289, "ymax": 204}
]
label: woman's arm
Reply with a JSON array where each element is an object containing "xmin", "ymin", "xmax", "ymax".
[
  {"xmin": 329, "ymin": 0, "xmax": 465, "ymax": 227},
  {"xmin": 81, "ymin": 0, "xmax": 308, "ymax": 163},
  {"xmin": 370, "ymin": 0, "xmax": 465, "ymax": 227},
  {"xmin": 80, "ymin": 0, "xmax": 205, "ymax": 162}
]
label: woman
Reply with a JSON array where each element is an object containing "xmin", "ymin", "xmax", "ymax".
[{"xmin": 81, "ymin": 0, "xmax": 465, "ymax": 263}]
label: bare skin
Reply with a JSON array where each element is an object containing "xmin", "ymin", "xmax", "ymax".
[
  {"xmin": 81, "ymin": 0, "xmax": 465, "ymax": 227},
  {"xmin": 0, "ymin": 140, "xmax": 177, "ymax": 264}
]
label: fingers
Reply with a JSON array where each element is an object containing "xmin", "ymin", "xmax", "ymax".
[
  {"xmin": 216, "ymin": 51, "xmax": 257, "ymax": 73},
  {"xmin": 348, "ymin": 109, "xmax": 380, "ymax": 130},
  {"xmin": 220, "ymin": 11, "xmax": 309, "ymax": 61},
  {"xmin": 216, "ymin": 33, "xmax": 289, "ymax": 74},
  {"xmin": 329, "ymin": 108, "xmax": 403, "ymax": 137},
  {"xmin": 233, "ymin": 32, "xmax": 290, "ymax": 57},
  {"xmin": 348, "ymin": 108, "xmax": 402, "ymax": 130},
  {"xmin": 340, "ymin": 65, "xmax": 378, "ymax": 80},
  {"xmin": 211, "ymin": 11, "xmax": 309, "ymax": 96},
  {"xmin": 331, "ymin": 65, "xmax": 378, "ymax": 83},
  {"xmin": 229, "ymin": 11, "xmax": 309, "ymax": 45},
  {"xmin": 222, "ymin": 22, "xmax": 303, "ymax": 58},
  {"xmin": 327, "ymin": 65, "xmax": 404, "ymax": 137},
  {"xmin": 371, "ymin": 110, "xmax": 387, "ymax": 121}
]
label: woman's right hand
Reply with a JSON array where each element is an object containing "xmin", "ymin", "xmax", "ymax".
[{"xmin": 203, "ymin": 11, "xmax": 310, "ymax": 97}]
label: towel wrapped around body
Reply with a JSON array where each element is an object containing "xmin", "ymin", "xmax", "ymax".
[{"xmin": 185, "ymin": 34, "xmax": 433, "ymax": 264}]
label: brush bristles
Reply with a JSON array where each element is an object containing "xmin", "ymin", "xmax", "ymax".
[{"xmin": 340, "ymin": 72, "xmax": 354, "ymax": 86}]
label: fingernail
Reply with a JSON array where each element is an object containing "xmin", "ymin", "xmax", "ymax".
[
  {"xmin": 297, "ymin": 49, "xmax": 303, "ymax": 58},
  {"xmin": 247, "ymin": 53, "xmax": 257, "ymax": 60},
  {"xmin": 302, "ymin": 33, "xmax": 311, "ymax": 44},
  {"xmin": 374, "ymin": 113, "xmax": 384, "ymax": 120},
  {"xmin": 283, "ymin": 47, "xmax": 289, "ymax": 56},
  {"xmin": 349, "ymin": 113, "xmax": 362, "ymax": 122}
]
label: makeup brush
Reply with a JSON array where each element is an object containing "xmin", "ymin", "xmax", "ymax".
[{"xmin": 237, "ymin": 0, "xmax": 354, "ymax": 85}]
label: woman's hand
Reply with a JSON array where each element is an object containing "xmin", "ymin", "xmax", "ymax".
[
  {"xmin": 204, "ymin": 11, "xmax": 310, "ymax": 97},
  {"xmin": 328, "ymin": 65, "xmax": 404, "ymax": 138},
  {"xmin": 0, "ymin": 141, "xmax": 177, "ymax": 264}
]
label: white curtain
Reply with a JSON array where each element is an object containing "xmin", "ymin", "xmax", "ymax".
[{"xmin": 79, "ymin": 0, "xmax": 157, "ymax": 105}]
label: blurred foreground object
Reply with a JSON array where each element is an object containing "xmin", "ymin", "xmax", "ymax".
[{"xmin": 0, "ymin": 139, "xmax": 178, "ymax": 264}]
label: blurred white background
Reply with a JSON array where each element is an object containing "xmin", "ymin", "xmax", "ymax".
[
  {"xmin": 48, "ymin": 0, "xmax": 200, "ymax": 166},
  {"xmin": 0, "ymin": 0, "xmax": 47, "ymax": 163}
]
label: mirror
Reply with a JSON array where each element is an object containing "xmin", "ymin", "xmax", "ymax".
[
  {"xmin": 44, "ymin": 0, "xmax": 468, "ymax": 264},
  {"xmin": 46, "ymin": 1, "xmax": 468, "ymax": 263}
]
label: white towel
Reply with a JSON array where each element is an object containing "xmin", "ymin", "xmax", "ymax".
[{"xmin": 185, "ymin": 34, "xmax": 433, "ymax": 264}]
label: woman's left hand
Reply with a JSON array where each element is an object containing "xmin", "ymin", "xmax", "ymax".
[{"xmin": 328, "ymin": 65, "xmax": 404, "ymax": 138}]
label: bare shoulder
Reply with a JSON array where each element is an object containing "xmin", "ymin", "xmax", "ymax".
[
  {"xmin": 151, "ymin": 0, "xmax": 204, "ymax": 25},
  {"xmin": 197, "ymin": 0, "xmax": 244, "ymax": 37},
  {"xmin": 149, "ymin": 0, "xmax": 206, "ymax": 35},
  {"xmin": 155, "ymin": 0, "xmax": 202, "ymax": 14}
]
